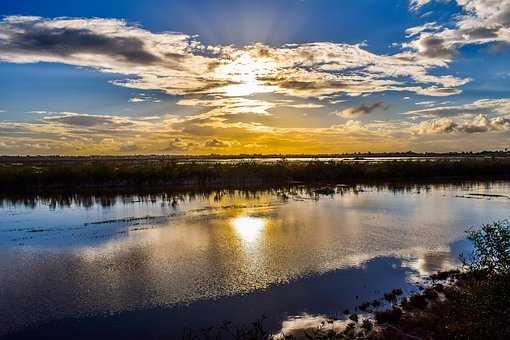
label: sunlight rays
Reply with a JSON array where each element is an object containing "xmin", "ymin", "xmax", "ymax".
[{"xmin": 215, "ymin": 52, "xmax": 277, "ymax": 96}]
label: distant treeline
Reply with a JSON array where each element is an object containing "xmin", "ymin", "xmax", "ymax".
[
  {"xmin": 1, "ymin": 150, "xmax": 510, "ymax": 164},
  {"xmin": 1, "ymin": 158, "xmax": 509, "ymax": 192}
]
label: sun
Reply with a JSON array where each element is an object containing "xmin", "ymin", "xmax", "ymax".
[{"xmin": 215, "ymin": 52, "xmax": 277, "ymax": 96}]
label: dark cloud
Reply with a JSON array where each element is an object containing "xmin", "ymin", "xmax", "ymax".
[
  {"xmin": 461, "ymin": 26, "xmax": 500, "ymax": 40},
  {"xmin": 262, "ymin": 79, "xmax": 347, "ymax": 91},
  {"xmin": 425, "ymin": 87, "xmax": 461, "ymax": 96},
  {"xmin": 1, "ymin": 23, "xmax": 160, "ymax": 64},
  {"xmin": 253, "ymin": 44, "xmax": 274, "ymax": 58},
  {"xmin": 181, "ymin": 79, "xmax": 238, "ymax": 95},
  {"xmin": 417, "ymin": 36, "xmax": 456, "ymax": 59},
  {"xmin": 339, "ymin": 102, "xmax": 388, "ymax": 118},
  {"xmin": 458, "ymin": 116, "xmax": 510, "ymax": 134},
  {"xmin": 119, "ymin": 143, "xmax": 139, "ymax": 152},
  {"xmin": 459, "ymin": 124, "xmax": 488, "ymax": 133},
  {"xmin": 162, "ymin": 138, "xmax": 188, "ymax": 153},
  {"xmin": 205, "ymin": 138, "xmax": 228, "ymax": 147},
  {"xmin": 43, "ymin": 113, "xmax": 133, "ymax": 127},
  {"xmin": 439, "ymin": 120, "xmax": 457, "ymax": 133}
]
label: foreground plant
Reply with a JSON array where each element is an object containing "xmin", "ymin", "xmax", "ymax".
[
  {"xmin": 370, "ymin": 220, "xmax": 510, "ymax": 339},
  {"xmin": 463, "ymin": 220, "xmax": 510, "ymax": 275}
]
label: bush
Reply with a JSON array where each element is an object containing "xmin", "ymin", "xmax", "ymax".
[{"xmin": 463, "ymin": 220, "xmax": 510, "ymax": 275}]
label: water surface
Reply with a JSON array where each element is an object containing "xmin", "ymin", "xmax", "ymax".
[{"xmin": 1, "ymin": 182, "xmax": 509, "ymax": 338}]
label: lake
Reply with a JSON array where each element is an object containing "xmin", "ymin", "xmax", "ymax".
[{"xmin": 1, "ymin": 182, "xmax": 509, "ymax": 339}]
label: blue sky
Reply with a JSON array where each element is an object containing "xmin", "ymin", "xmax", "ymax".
[
  {"xmin": 0, "ymin": 0, "xmax": 509, "ymax": 154},
  {"xmin": 1, "ymin": 0, "xmax": 423, "ymax": 45}
]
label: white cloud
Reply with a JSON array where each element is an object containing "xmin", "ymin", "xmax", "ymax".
[
  {"xmin": 0, "ymin": 16, "xmax": 470, "ymax": 100},
  {"xmin": 403, "ymin": 98, "xmax": 510, "ymax": 117},
  {"xmin": 285, "ymin": 103, "xmax": 324, "ymax": 109},
  {"xmin": 128, "ymin": 94, "xmax": 160, "ymax": 103},
  {"xmin": 406, "ymin": 22, "xmax": 443, "ymax": 38},
  {"xmin": 28, "ymin": 110, "xmax": 52, "ymax": 114},
  {"xmin": 415, "ymin": 101, "xmax": 436, "ymax": 106},
  {"xmin": 128, "ymin": 97, "xmax": 146, "ymax": 103},
  {"xmin": 410, "ymin": 0, "xmax": 433, "ymax": 11},
  {"xmin": 177, "ymin": 97, "xmax": 277, "ymax": 115},
  {"xmin": 412, "ymin": 114, "xmax": 510, "ymax": 134},
  {"xmin": 406, "ymin": 1, "xmax": 510, "ymax": 60}
]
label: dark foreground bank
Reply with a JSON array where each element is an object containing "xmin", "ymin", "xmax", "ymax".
[{"xmin": 1, "ymin": 157, "xmax": 510, "ymax": 192}]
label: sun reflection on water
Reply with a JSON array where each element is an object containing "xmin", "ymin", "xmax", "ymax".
[{"xmin": 231, "ymin": 216, "xmax": 267, "ymax": 243}]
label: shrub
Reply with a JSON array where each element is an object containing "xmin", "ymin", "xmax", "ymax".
[{"xmin": 463, "ymin": 220, "xmax": 510, "ymax": 275}]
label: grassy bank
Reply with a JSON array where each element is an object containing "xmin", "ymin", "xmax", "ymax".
[
  {"xmin": 365, "ymin": 220, "xmax": 510, "ymax": 340},
  {"xmin": 1, "ymin": 158, "xmax": 510, "ymax": 192},
  {"xmin": 292, "ymin": 220, "xmax": 510, "ymax": 339}
]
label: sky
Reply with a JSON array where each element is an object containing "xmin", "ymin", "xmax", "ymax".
[{"xmin": 0, "ymin": 0, "xmax": 509, "ymax": 155}]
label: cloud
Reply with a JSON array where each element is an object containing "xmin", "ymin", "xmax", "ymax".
[
  {"xmin": 128, "ymin": 94, "xmax": 160, "ymax": 103},
  {"xmin": 1, "ymin": 104, "xmax": 508, "ymax": 155},
  {"xmin": 2, "ymin": 12, "xmax": 509, "ymax": 155},
  {"xmin": 42, "ymin": 112, "xmax": 134, "ymax": 128},
  {"xmin": 204, "ymin": 138, "xmax": 229, "ymax": 148},
  {"xmin": 415, "ymin": 101, "xmax": 436, "ymax": 106},
  {"xmin": 403, "ymin": 98, "xmax": 510, "ymax": 118},
  {"xmin": 28, "ymin": 110, "xmax": 53, "ymax": 114},
  {"xmin": 284, "ymin": 103, "xmax": 324, "ymax": 109},
  {"xmin": 338, "ymin": 102, "xmax": 388, "ymax": 118},
  {"xmin": 0, "ymin": 16, "xmax": 470, "ymax": 100},
  {"xmin": 406, "ymin": 22, "xmax": 443, "ymax": 38},
  {"xmin": 162, "ymin": 138, "xmax": 191, "ymax": 153},
  {"xmin": 177, "ymin": 97, "xmax": 276, "ymax": 115},
  {"xmin": 2, "ymin": 20, "xmax": 159, "ymax": 64},
  {"xmin": 410, "ymin": 0, "xmax": 433, "ymax": 11},
  {"xmin": 252, "ymin": 42, "xmax": 469, "ymax": 97},
  {"xmin": 406, "ymin": 1, "xmax": 510, "ymax": 61},
  {"xmin": 413, "ymin": 114, "xmax": 510, "ymax": 134},
  {"xmin": 0, "ymin": 16, "xmax": 222, "ymax": 96},
  {"xmin": 413, "ymin": 35, "xmax": 457, "ymax": 59},
  {"xmin": 128, "ymin": 97, "xmax": 146, "ymax": 103},
  {"xmin": 119, "ymin": 142, "xmax": 139, "ymax": 152},
  {"xmin": 413, "ymin": 117, "xmax": 458, "ymax": 134}
]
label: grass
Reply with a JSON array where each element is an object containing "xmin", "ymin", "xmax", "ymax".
[
  {"xmin": 1, "ymin": 158, "xmax": 510, "ymax": 192},
  {"xmin": 370, "ymin": 270, "xmax": 510, "ymax": 339},
  {"xmin": 358, "ymin": 220, "xmax": 510, "ymax": 340}
]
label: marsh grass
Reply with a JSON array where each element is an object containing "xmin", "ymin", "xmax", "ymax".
[
  {"xmin": 1, "ymin": 158, "xmax": 510, "ymax": 192},
  {"xmin": 369, "ymin": 220, "xmax": 510, "ymax": 339}
]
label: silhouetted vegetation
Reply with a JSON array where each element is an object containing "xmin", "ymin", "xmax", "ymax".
[
  {"xmin": 182, "ymin": 318, "xmax": 271, "ymax": 340},
  {"xmin": 1, "ymin": 157, "xmax": 510, "ymax": 192},
  {"xmin": 369, "ymin": 220, "xmax": 510, "ymax": 339}
]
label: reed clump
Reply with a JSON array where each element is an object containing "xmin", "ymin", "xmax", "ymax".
[{"xmin": 1, "ymin": 158, "xmax": 509, "ymax": 192}]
